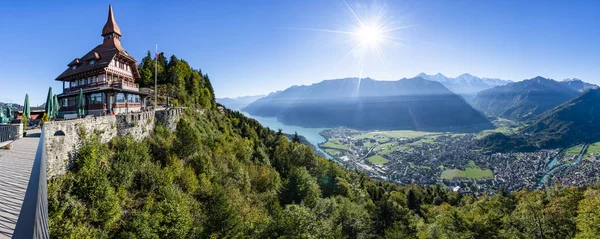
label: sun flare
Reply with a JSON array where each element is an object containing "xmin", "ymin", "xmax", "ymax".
[{"xmin": 356, "ymin": 25, "xmax": 383, "ymax": 47}]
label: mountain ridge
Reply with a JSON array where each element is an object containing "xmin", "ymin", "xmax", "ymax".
[
  {"xmin": 243, "ymin": 77, "xmax": 492, "ymax": 131},
  {"xmin": 472, "ymin": 76, "xmax": 582, "ymax": 121}
]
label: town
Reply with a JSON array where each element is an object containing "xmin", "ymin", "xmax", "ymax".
[{"xmin": 319, "ymin": 127, "xmax": 600, "ymax": 194}]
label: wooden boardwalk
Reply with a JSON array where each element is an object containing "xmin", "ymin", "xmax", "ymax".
[{"xmin": 0, "ymin": 129, "xmax": 40, "ymax": 239}]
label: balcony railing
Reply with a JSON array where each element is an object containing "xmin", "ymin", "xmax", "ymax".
[
  {"xmin": 63, "ymin": 80, "xmax": 139, "ymax": 93},
  {"xmin": 63, "ymin": 81, "xmax": 108, "ymax": 93},
  {"xmin": 13, "ymin": 128, "xmax": 49, "ymax": 239},
  {"xmin": 0, "ymin": 124, "xmax": 21, "ymax": 143}
]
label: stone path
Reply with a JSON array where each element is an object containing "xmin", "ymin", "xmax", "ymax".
[{"xmin": 0, "ymin": 129, "xmax": 40, "ymax": 239}]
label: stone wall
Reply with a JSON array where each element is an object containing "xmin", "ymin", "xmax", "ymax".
[{"xmin": 44, "ymin": 108, "xmax": 184, "ymax": 178}]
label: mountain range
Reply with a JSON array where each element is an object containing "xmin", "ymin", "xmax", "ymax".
[
  {"xmin": 472, "ymin": 77, "xmax": 598, "ymax": 121},
  {"xmin": 478, "ymin": 88, "xmax": 600, "ymax": 151},
  {"xmin": 523, "ymin": 88, "xmax": 600, "ymax": 148},
  {"xmin": 243, "ymin": 77, "xmax": 492, "ymax": 131},
  {"xmin": 216, "ymin": 95, "xmax": 265, "ymax": 111},
  {"xmin": 417, "ymin": 73, "xmax": 512, "ymax": 95}
]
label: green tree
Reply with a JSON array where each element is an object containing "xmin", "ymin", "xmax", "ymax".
[{"xmin": 576, "ymin": 189, "xmax": 600, "ymax": 238}]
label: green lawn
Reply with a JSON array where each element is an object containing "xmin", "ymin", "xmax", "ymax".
[
  {"xmin": 374, "ymin": 142, "xmax": 397, "ymax": 155},
  {"xmin": 476, "ymin": 127, "xmax": 513, "ymax": 139},
  {"xmin": 323, "ymin": 148, "xmax": 343, "ymax": 156},
  {"xmin": 565, "ymin": 145, "xmax": 584, "ymax": 156},
  {"xmin": 441, "ymin": 161, "xmax": 493, "ymax": 180},
  {"xmin": 320, "ymin": 139, "xmax": 349, "ymax": 151},
  {"xmin": 409, "ymin": 163, "xmax": 432, "ymax": 169},
  {"xmin": 355, "ymin": 130, "xmax": 435, "ymax": 140},
  {"xmin": 584, "ymin": 142, "xmax": 600, "ymax": 159},
  {"xmin": 366, "ymin": 155, "xmax": 388, "ymax": 165}
]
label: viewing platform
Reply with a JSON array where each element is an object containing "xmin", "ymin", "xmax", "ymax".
[{"xmin": 0, "ymin": 129, "xmax": 41, "ymax": 238}]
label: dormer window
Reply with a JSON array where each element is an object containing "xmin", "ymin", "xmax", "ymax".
[
  {"xmin": 71, "ymin": 65, "xmax": 77, "ymax": 70},
  {"xmin": 89, "ymin": 60, "xmax": 96, "ymax": 65}
]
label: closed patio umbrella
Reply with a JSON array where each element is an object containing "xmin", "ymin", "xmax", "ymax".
[
  {"xmin": 77, "ymin": 89, "xmax": 85, "ymax": 117},
  {"xmin": 6, "ymin": 105, "xmax": 12, "ymax": 120},
  {"xmin": 53, "ymin": 94, "xmax": 60, "ymax": 118},
  {"xmin": 44, "ymin": 87, "xmax": 53, "ymax": 118},
  {"xmin": 23, "ymin": 94, "xmax": 31, "ymax": 119},
  {"xmin": 0, "ymin": 106, "xmax": 5, "ymax": 124}
]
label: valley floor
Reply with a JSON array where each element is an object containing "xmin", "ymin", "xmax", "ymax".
[{"xmin": 319, "ymin": 127, "xmax": 600, "ymax": 194}]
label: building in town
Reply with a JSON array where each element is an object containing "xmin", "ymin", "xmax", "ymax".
[{"xmin": 56, "ymin": 5, "xmax": 148, "ymax": 117}]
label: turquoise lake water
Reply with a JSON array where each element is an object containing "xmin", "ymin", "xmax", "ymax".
[{"xmin": 240, "ymin": 112, "xmax": 332, "ymax": 159}]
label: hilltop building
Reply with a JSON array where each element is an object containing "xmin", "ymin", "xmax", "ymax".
[{"xmin": 56, "ymin": 5, "xmax": 148, "ymax": 117}]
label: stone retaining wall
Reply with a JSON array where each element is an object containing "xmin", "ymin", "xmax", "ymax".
[{"xmin": 44, "ymin": 108, "xmax": 184, "ymax": 178}]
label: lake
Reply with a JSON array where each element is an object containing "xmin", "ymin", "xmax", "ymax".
[{"xmin": 240, "ymin": 112, "xmax": 333, "ymax": 159}]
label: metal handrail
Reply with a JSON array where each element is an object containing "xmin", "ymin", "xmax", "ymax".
[{"xmin": 13, "ymin": 128, "xmax": 49, "ymax": 239}]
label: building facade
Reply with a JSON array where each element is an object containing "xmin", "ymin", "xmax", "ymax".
[{"xmin": 56, "ymin": 5, "xmax": 148, "ymax": 117}]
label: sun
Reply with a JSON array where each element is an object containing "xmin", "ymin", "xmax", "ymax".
[
  {"xmin": 356, "ymin": 25, "xmax": 383, "ymax": 47},
  {"xmin": 285, "ymin": 0, "xmax": 414, "ymax": 69}
]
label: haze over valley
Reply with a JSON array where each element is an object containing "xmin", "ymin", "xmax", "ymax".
[{"xmin": 216, "ymin": 73, "xmax": 600, "ymax": 194}]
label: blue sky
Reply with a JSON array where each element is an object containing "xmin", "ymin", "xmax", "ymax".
[{"xmin": 1, "ymin": 0, "xmax": 599, "ymax": 105}]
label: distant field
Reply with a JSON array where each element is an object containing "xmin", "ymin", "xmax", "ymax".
[
  {"xmin": 374, "ymin": 142, "xmax": 398, "ymax": 155},
  {"xmin": 476, "ymin": 127, "xmax": 513, "ymax": 139},
  {"xmin": 354, "ymin": 130, "xmax": 435, "ymax": 139},
  {"xmin": 323, "ymin": 148, "xmax": 342, "ymax": 156},
  {"xmin": 409, "ymin": 163, "xmax": 432, "ymax": 170},
  {"xmin": 564, "ymin": 145, "xmax": 584, "ymax": 156},
  {"xmin": 320, "ymin": 139, "xmax": 349, "ymax": 151},
  {"xmin": 366, "ymin": 155, "xmax": 388, "ymax": 165},
  {"xmin": 584, "ymin": 142, "xmax": 600, "ymax": 159},
  {"xmin": 441, "ymin": 161, "xmax": 493, "ymax": 180}
]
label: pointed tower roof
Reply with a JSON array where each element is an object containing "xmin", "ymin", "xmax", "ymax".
[{"xmin": 102, "ymin": 5, "xmax": 121, "ymax": 36}]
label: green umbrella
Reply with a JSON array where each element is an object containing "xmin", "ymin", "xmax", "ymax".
[
  {"xmin": 76, "ymin": 89, "xmax": 85, "ymax": 117},
  {"xmin": 53, "ymin": 95, "xmax": 60, "ymax": 118},
  {"xmin": 23, "ymin": 94, "xmax": 31, "ymax": 119},
  {"xmin": 44, "ymin": 87, "xmax": 53, "ymax": 119},
  {"xmin": 6, "ymin": 105, "xmax": 12, "ymax": 121},
  {"xmin": 0, "ymin": 106, "xmax": 5, "ymax": 124}
]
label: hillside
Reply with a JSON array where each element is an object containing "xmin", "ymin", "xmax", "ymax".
[
  {"xmin": 244, "ymin": 77, "xmax": 492, "ymax": 131},
  {"xmin": 216, "ymin": 95, "xmax": 265, "ymax": 111},
  {"xmin": 478, "ymin": 88, "xmax": 600, "ymax": 151},
  {"xmin": 472, "ymin": 76, "xmax": 580, "ymax": 121},
  {"xmin": 523, "ymin": 88, "xmax": 600, "ymax": 148}
]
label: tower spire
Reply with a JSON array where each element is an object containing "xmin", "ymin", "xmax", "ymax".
[{"xmin": 102, "ymin": 4, "xmax": 121, "ymax": 37}]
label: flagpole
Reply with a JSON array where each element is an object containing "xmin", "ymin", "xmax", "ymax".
[{"xmin": 154, "ymin": 44, "xmax": 157, "ymax": 110}]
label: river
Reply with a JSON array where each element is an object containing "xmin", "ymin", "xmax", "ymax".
[
  {"xmin": 240, "ymin": 112, "xmax": 333, "ymax": 159},
  {"xmin": 535, "ymin": 144, "xmax": 588, "ymax": 188}
]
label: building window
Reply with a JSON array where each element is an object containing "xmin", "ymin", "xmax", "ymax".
[
  {"xmin": 89, "ymin": 60, "xmax": 95, "ymax": 65},
  {"xmin": 68, "ymin": 96, "xmax": 76, "ymax": 107},
  {"xmin": 72, "ymin": 80, "xmax": 78, "ymax": 87},
  {"xmin": 127, "ymin": 94, "xmax": 140, "ymax": 103},
  {"xmin": 71, "ymin": 65, "xmax": 77, "ymax": 70},
  {"xmin": 62, "ymin": 98, "xmax": 69, "ymax": 107},
  {"xmin": 116, "ymin": 93, "xmax": 125, "ymax": 103},
  {"xmin": 90, "ymin": 93, "xmax": 103, "ymax": 104}
]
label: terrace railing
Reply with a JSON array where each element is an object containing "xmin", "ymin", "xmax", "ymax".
[
  {"xmin": 13, "ymin": 128, "xmax": 49, "ymax": 239},
  {"xmin": 0, "ymin": 124, "xmax": 22, "ymax": 143}
]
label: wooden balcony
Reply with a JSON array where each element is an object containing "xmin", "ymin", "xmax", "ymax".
[
  {"xmin": 63, "ymin": 80, "xmax": 139, "ymax": 93},
  {"xmin": 63, "ymin": 82, "xmax": 108, "ymax": 93}
]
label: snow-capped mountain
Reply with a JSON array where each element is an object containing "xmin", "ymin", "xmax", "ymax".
[
  {"xmin": 560, "ymin": 78, "xmax": 598, "ymax": 92},
  {"xmin": 417, "ymin": 73, "xmax": 511, "ymax": 95}
]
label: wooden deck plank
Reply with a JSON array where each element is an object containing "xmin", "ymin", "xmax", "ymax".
[{"xmin": 0, "ymin": 129, "xmax": 40, "ymax": 239}]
